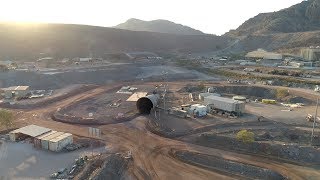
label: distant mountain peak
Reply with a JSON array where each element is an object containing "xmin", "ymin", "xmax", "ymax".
[{"xmin": 113, "ymin": 18, "xmax": 204, "ymax": 35}]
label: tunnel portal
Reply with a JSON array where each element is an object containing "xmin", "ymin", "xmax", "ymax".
[{"xmin": 136, "ymin": 97, "xmax": 153, "ymax": 114}]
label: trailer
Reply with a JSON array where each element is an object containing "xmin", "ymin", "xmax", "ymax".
[{"xmin": 204, "ymin": 96, "xmax": 245, "ymax": 116}]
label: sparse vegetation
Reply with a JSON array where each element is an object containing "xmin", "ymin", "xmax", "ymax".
[
  {"xmin": 0, "ymin": 109, "xmax": 14, "ymax": 129},
  {"xmin": 197, "ymin": 82, "xmax": 206, "ymax": 91},
  {"xmin": 236, "ymin": 130, "xmax": 254, "ymax": 143},
  {"xmin": 275, "ymin": 88, "xmax": 289, "ymax": 99},
  {"xmin": 228, "ymin": 52, "xmax": 246, "ymax": 61}
]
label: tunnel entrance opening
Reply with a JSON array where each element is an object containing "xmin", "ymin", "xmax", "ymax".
[{"xmin": 136, "ymin": 97, "xmax": 153, "ymax": 114}]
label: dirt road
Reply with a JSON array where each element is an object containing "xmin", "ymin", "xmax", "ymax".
[{"xmin": 4, "ymin": 84, "xmax": 320, "ymax": 179}]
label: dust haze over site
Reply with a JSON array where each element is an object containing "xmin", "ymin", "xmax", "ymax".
[
  {"xmin": 0, "ymin": 0, "xmax": 303, "ymax": 35},
  {"xmin": 1, "ymin": 0, "xmax": 320, "ymax": 179}
]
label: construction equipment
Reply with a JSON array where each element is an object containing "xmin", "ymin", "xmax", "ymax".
[
  {"xmin": 306, "ymin": 114, "xmax": 313, "ymax": 122},
  {"xmin": 306, "ymin": 114, "xmax": 320, "ymax": 122}
]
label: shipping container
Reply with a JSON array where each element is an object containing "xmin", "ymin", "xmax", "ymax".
[
  {"xmin": 34, "ymin": 131, "xmax": 57, "ymax": 149},
  {"xmin": 204, "ymin": 96, "xmax": 245, "ymax": 115},
  {"xmin": 40, "ymin": 132, "xmax": 64, "ymax": 150},
  {"xmin": 49, "ymin": 133, "xmax": 73, "ymax": 152}
]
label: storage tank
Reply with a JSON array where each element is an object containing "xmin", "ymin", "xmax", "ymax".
[{"xmin": 204, "ymin": 96, "xmax": 245, "ymax": 115}]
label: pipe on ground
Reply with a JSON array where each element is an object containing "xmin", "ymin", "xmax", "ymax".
[{"xmin": 136, "ymin": 94, "xmax": 159, "ymax": 114}]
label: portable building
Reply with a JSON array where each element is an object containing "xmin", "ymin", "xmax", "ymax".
[
  {"xmin": 189, "ymin": 104, "xmax": 207, "ymax": 117},
  {"xmin": 2, "ymin": 86, "xmax": 30, "ymax": 99},
  {"xmin": 48, "ymin": 133, "xmax": 73, "ymax": 152}
]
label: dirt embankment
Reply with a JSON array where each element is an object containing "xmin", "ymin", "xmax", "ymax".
[
  {"xmin": 146, "ymin": 119, "xmax": 277, "ymax": 138},
  {"xmin": 0, "ymin": 85, "xmax": 98, "ymax": 109},
  {"xmin": 215, "ymin": 85, "xmax": 276, "ymax": 99},
  {"xmin": 75, "ymin": 154, "xmax": 128, "ymax": 180},
  {"xmin": 187, "ymin": 133, "xmax": 320, "ymax": 164},
  {"xmin": 51, "ymin": 112, "xmax": 139, "ymax": 126},
  {"xmin": 51, "ymin": 85, "xmax": 139, "ymax": 125},
  {"xmin": 172, "ymin": 150, "xmax": 285, "ymax": 180},
  {"xmin": 214, "ymin": 85, "xmax": 314, "ymax": 104}
]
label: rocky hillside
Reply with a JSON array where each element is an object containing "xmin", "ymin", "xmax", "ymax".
[
  {"xmin": 0, "ymin": 23, "xmax": 229, "ymax": 60},
  {"xmin": 222, "ymin": 30, "xmax": 320, "ymax": 54},
  {"xmin": 227, "ymin": 0, "xmax": 320, "ymax": 36},
  {"xmin": 222, "ymin": 0, "xmax": 320, "ymax": 54},
  {"xmin": 114, "ymin": 18, "xmax": 204, "ymax": 35}
]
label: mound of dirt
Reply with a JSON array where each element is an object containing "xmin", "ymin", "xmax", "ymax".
[
  {"xmin": 214, "ymin": 85, "xmax": 276, "ymax": 99},
  {"xmin": 178, "ymin": 84, "xmax": 206, "ymax": 93},
  {"xmin": 91, "ymin": 155, "xmax": 128, "ymax": 180},
  {"xmin": 173, "ymin": 150, "xmax": 285, "ymax": 180},
  {"xmin": 76, "ymin": 154, "xmax": 128, "ymax": 180},
  {"xmin": 287, "ymin": 96, "xmax": 313, "ymax": 105}
]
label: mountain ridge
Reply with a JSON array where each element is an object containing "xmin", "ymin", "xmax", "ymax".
[
  {"xmin": 0, "ymin": 23, "xmax": 229, "ymax": 60},
  {"xmin": 114, "ymin": 18, "xmax": 204, "ymax": 35}
]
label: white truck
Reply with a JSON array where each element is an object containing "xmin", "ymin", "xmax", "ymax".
[{"xmin": 204, "ymin": 95, "xmax": 245, "ymax": 116}]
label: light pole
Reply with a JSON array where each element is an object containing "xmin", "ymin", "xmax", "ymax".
[{"xmin": 311, "ymin": 98, "xmax": 319, "ymax": 145}]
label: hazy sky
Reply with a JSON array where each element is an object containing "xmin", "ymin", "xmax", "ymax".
[{"xmin": 0, "ymin": 0, "xmax": 303, "ymax": 35}]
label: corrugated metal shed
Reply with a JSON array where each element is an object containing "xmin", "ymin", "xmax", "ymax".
[
  {"xmin": 10, "ymin": 125, "xmax": 51, "ymax": 138},
  {"xmin": 189, "ymin": 104, "xmax": 207, "ymax": 117}
]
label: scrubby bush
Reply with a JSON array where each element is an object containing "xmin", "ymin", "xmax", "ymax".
[
  {"xmin": 0, "ymin": 109, "xmax": 14, "ymax": 129},
  {"xmin": 276, "ymin": 88, "xmax": 289, "ymax": 99},
  {"xmin": 198, "ymin": 82, "xmax": 206, "ymax": 91},
  {"xmin": 236, "ymin": 130, "xmax": 254, "ymax": 143}
]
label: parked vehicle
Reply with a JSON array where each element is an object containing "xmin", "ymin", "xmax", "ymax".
[{"xmin": 204, "ymin": 96, "xmax": 245, "ymax": 116}]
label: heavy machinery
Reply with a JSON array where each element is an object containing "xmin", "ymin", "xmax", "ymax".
[{"xmin": 306, "ymin": 114, "xmax": 320, "ymax": 122}]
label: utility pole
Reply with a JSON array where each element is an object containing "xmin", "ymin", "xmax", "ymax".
[
  {"xmin": 163, "ymin": 85, "xmax": 167, "ymax": 111},
  {"xmin": 311, "ymin": 98, "xmax": 319, "ymax": 145}
]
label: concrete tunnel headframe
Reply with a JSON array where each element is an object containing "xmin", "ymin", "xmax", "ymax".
[{"xmin": 136, "ymin": 94, "xmax": 159, "ymax": 114}]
